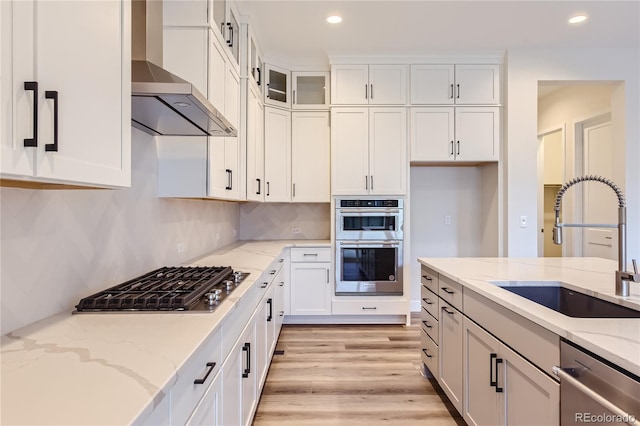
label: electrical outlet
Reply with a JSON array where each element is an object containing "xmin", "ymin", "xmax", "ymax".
[
  {"xmin": 445, "ymin": 215, "xmax": 452, "ymax": 225},
  {"xmin": 177, "ymin": 242, "xmax": 185, "ymax": 253},
  {"xmin": 291, "ymin": 227, "xmax": 301, "ymax": 234},
  {"xmin": 520, "ymin": 216, "xmax": 528, "ymax": 228}
]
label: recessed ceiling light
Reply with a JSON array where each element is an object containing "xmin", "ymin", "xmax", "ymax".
[
  {"xmin": 568, "ymin": 14, "xmax": 587, "ymax": 24},
  {"xmin": 327, "ymin": 15, "xmax": 342, "ymax": 24}
]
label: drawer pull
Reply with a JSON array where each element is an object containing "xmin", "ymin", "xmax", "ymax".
[
  {"xmin": 422, "ymin": 348, "xmax": 433, "ymax": 358},
  {"xmin": 261, "ymin": 282, "xmax": 268, "ymax": 288},
  {"xmin": 442, "ymin": 307, "xmax": 455, "ymax": 315},
  {"xmin": 441, "ymin": 287, "xmax": 455, "ymax": 295},
  {"xmin": 422, "ymin": 298, "xmax": 433, "ymax": 305},
  {"xmin": 422, "ymin": 275, "xmax": 433, "ymax": 281},
  {"xmin": 242, "ymin": 343, "xmax": 251, "ymax": 378},
  {"xmin": 193, "ymin": 362, "xmax": 216, "ymax": 385},
  {"xmin": 270, "ymin": 270, "xmax": 276, "ymax": 275},
  {"xmin": 303, "ymin": 253, "xmax": 318, "ymax": 257},
  {"xmin": 362, "ymin": 306, "xmax": 377, "ymax": 310},
  {"xmin": 422, "ymin": 320, "xmax": 432, "ymax": 329}
]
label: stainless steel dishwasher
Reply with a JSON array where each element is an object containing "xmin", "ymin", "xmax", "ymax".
[{"xmin": 554, "ymin": 340, "xmax": 640, "ymax": 426}]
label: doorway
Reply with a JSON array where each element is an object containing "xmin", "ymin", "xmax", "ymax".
[{"xmin": 537, "ymin": 127, "xmax": 564, "ymax": 257}]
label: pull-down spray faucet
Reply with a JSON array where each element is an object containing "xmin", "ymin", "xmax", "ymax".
[{"xmin": 552, "ymin": 175, "xmax": 639, "ymax": 297}]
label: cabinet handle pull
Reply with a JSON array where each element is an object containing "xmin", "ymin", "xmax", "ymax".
[
  {"xmin": 293, "ymin": 89, "xmax": 296, "ymax": 104},
  {"xmin": 225, "ymin": 169, "xmax": 232, "ymax": 190},
  {"xmin": 242, "ymin": 343, "xmax": 251, "ymax": 378},
  {"xmin": 270, "ymin": 269, "xmax": 276, "ymax": 275},
  {"xmin": 279, "ymin": 281, "xmax": 284, "ymax": 287},
  {"xmin": 266, "ymin": 181, "xmax": 270, "ymax": 196},
  {"xmin": 490, "ymin": 353, "xmax": 498, "ymax": 387},
  {"xmin": 456, "ymin": 84, "xmax": 460, "ymax": 99},
  {"xmin": 326, "ymin": 268, "xmax": 330, "ymax": 283},
  {"xmin": 450, "ymin": 83, "xmax": 454, "ymax": 99},
  {"xmin": 267, "ymin": 298, "xmax": 273, "ymax": 322},
  {"xmin": 422, "ymin": 275, "xmax": 433, "ymax": 281},
  {"xmin": 256, "ymin": 178, "xmax": 261, "ymax": 195},
  {"xmin": 365, "ymin": 84, "xmax": 368, "ymax": 99},
  {"xmin": 422, "ymin": 348, "xmax": 433, "ymax": 358},
  {"xmin": 257, "ymin": 67, "xmax": 262, "ymax": 86},
  {"xmin": 456, "ymin": 141, "xmax": 460, "ymax": 156},
  {"xmin": 261, "ymin": 282, "xmax": 268, "ymax": 288},
  {"xmin": 303, "ymin": 253, "xmax": 318, "ymax": 257},
  {"xmin": 293, "ymin": 183, "xmax": 296, "ymax": 198},
  {"xmin": 45, "ymin": 91, "xmax": 58, "ymax": 152},
  {"xmin": 450, "ymin": 141, "xmax": 454, "ymax": 156},
  {"xmin": 362, "ymin": 306, "xmax": 377, "ymax": 310},
  {"xmin": 422, "ymin": 320, "xmax": 432, "ymax": 329},
  {"xmin": 23, "ymin": 82, "xmax": 38, "ymax": 147},
  {"xmin": 495, "ymin": 357, "xmax": 503, "ymax": 393},
  {"xmin": 193, "ymin": 362, "xmax": 216, "ymax": 385},
  {"xmin": 370, "ymin": 175, "xmax": 373, "ymax": 190},
  {"xmin": 365, "ymin": 175, "xmax": 368, "ymax": 190},
  {"xmin": 441, "ymin": 287, "xmax": 455, "ymax": 295},
  {"xmin": 442, "ymin": 307, "xmax": 454, "ymax": 315},
  {"xmin": 280, "ymin": 311, "xmax": 284, "ymax": 317},
  {"xmin": 370, "ymin": 84, "xmax": 373, "ymax": 100},
  {"xmin": 226, "ymin": 22, "xmax": 233, "ymax": 47},
  {"xmin": 422, "ymin": 298, "xmax": 432, "ymax": 305}
]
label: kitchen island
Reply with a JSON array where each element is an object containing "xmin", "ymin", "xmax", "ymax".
[{"xmin": 0, "ymin": 240, "xmax": 328, "ymax": 426}]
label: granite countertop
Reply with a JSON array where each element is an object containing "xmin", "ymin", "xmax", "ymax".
[
  {"xmin": 0, "ymin": 240, "xmax": 329, "ymax": 426},
  {"xmin": 418, "ymin": 257, "xmax": 640, "ymax": 377}
]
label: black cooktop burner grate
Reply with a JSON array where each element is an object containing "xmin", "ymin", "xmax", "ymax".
[{"xmin": 75, "ymin": 266, "xmax": 234, "ymax": 312}]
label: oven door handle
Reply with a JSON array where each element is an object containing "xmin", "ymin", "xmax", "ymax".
[
  {"xmin": 338, "ymin": 209, "xmax": 401, "ymax": 214},
  {"xmin": 553, "ymin": 366, "xmax": 640, "ymax": 426},
  {"xmin": 338, "ymin": 241, "xmax": 400, "ymax": 247}
]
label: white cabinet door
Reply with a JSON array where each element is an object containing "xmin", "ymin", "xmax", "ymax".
[
  {"xmin": 439, "ymin": 301, "xmax": 463, "ymax": 414},
  {"xmin": 369, "ymin": 108, "xmax": 406, "ymax": 195},
  {"xmin": 207, "ymin": 32, "xmax": 227, "ymax": 115},
  {"xmin": 246, "ymin": 85, "xmax": 264, "ymax": 201},
  {"xmin": 223, "ymin": 66, "xmax": 242, "ymax": 200},
  {"xmin": 186, "ymin": 371, "xmax": 222, "ymax": 426},
  {"xmin": 292, "ymin": 72, "xmax": 330, "ymax": 109},
  {"xmin": 331, "ymin": 65, "xmax": 369, "ymax": 105},
  {"xmin": 221, "ymin": 338, "xmax": 242, "ymax": 426},
  {"xmin": 264, "ymin": 63, "xmax": 290, "ymax": 108},
  {"xmin": 264, "ymin": 107, "xmax": 291, "ymax": 201},
  {"xmin": 163, "ymin": 27, "xmax": 208, "ymax": 98},
  {"xmin": 463, "ymin": 318, "xmax": 501, "ymax": 426},
  {"xmin": 410, "ymin": 65, "xmax": 455, "ymax": 105},
  {"xmin": 3, "ymin": 0, "xmax": 130, "ymax": 188},
  {"xmin": 255, "ymin": 291, "xmax": 270, "ymax": 390},
  {"xmin": 455, "ymin": 107, "xmax": 499, "ymax": 162},
  {"xmin": 501, "ymin": 344, "xmax": 559, "ymax": 426},
  {"xmin": 290, "ymin": 263, "xmax": 331, "ymax": 315},
  {"xmin": 330, "ymin": 108, "xmax": 369, "ymax": 195},
  {"xmin": 273, "ymin": 266, "xmax": 287, "ymax": 335},
  {"xmin": 368, "ymin": 65, "xmax": 407, "ymax": 105},
  {"xmin": 455, "ymin": 65, "xmax": 501, "ymax": 105},
  {"xmin": 291, "ymin": 111, "xmax": 330, "ymax": 202},
  {"xmin": 410, "ymin": 107, "xmax": 455, "ymax": 162}
]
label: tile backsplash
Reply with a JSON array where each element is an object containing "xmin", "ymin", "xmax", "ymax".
[
  {"xmin": 239, "ymin": 202, "xmax": 330, "ymax": 240},
  {"xmin": 0, "ymin": 129, "xmax": 239, "ymax": 335}
]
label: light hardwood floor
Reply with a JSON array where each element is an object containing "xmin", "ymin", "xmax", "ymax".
[{"xmin": 253, "ymin": 316, "xmax": 465, "ymax": 426}]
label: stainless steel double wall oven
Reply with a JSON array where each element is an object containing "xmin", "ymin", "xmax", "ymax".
[{"xmin": 335, "ymin": 199, "xmax": 404, "ymax": 295}]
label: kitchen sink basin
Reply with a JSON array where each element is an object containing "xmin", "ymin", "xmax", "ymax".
[{"xmin": 490, "ymin": 281, "xmax": 640, "ymax": 318}]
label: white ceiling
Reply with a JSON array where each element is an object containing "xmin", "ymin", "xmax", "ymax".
[{"xmin": 235, "ymin": 0, "xmax": 640, "ymax": 67}]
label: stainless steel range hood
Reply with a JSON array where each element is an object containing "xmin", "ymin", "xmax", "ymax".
[{"xmin": 131, "ymin": 0, "xmax": 236, "ymax": 137}]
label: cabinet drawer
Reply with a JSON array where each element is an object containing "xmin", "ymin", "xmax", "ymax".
[
  {"xmin": 290, "ymin": 247, "xmax": 331, "ymax": 262},
  {"xmin": 171, "ymin": 327, "xmax": 222, "ymax": 425},
  {"xmin": 439, "ymin": 274, "xmax": 463, "ymax": 311},
  {"xmin": 421, "ymin": 329, "xmax": 439, "ymax": 377},
  {"xmin": 420, "ymin": 266, "xmax": 439, "ymax": 294},
  {"xmin": 420, "ymin": 284, "xmax": 439, "ymax": 320},
  {"xmin": 420, "ymin": 308, "xmax": 439, "ymax": 344},
  {"xmin": 331, "ymin": 299, "xmax": 407, "ymax": 315}
]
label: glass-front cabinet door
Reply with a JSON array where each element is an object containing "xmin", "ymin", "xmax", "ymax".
[
  {"xmin": 292, "ymin": 71, "xmax": 330, "ymax": 109},
  {"xmin": 211, "ymin": 0, "xmax": 239, "ymax": 69},
  {"xmin": 264, "ymin": 63, "xmax": 290, "ymax": 108},
  {"xmin": 247, "ymin": 25, "xmax": 263, "ymax": 94}
]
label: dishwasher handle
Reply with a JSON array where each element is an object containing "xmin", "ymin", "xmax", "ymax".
[{"xmin": 553, "ymin": 366, "xmax": 640, "ymax": 426}]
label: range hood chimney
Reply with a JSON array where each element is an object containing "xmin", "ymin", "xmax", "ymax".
[{"xmin": 131, "ymin": 0, "xmax": 236, "ymax": 137}]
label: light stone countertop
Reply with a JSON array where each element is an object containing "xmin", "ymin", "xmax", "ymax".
[
  {"xmin": 418, "ymin": 257, "xmax": 640, "ymax": 377},
  {"xmin": 0, "ymin": 240, "xmax": 329, "ymax": 426}
]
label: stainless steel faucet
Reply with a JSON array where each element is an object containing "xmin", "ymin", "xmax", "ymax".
[{"xmin": 552, "ymin": 175, "xmax": 639, "ymax": 297}]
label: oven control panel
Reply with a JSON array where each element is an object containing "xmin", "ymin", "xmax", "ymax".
[{"xmin": 339, "ymin": 199, "xmax": 400, "ymax": 208}]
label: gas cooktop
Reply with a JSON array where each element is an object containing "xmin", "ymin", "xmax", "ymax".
[{"xmin": 74, "ymin": 266, "xmax": 249, "ymax": 313}]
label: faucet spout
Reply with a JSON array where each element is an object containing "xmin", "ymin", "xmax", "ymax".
[{"xmin": 552, "ymin": 175, "xmax": 637, "ymax": 297}]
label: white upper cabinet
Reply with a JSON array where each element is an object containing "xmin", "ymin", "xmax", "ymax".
[
  {"xmin": 411, "ymin": 64, "xmax": 501, "ymax": 105},
  {"xmin": 331, "ymin": 107, "xmax": 407, "ymax": 195},
  {"xmin": 246, "ymin": 24, "xmax": 264, "ymax": 94},
  {"xmin": 291, "ymin": 111, "xmax": 330, "ymax": 202},
  {"xmin": 291, "ymin": 72, "xmax": 330, "ymax": 109},
  {"xmin": 331, "ymin": 65, "xmax": 407, "ymax": 105},
  {"xmin": 264, "ymin": 63, "xmax": 291, "ymax": 109},
  {"xmin": 264, "ymin": 107, "xmax": 291, "ymax": 201},
  {"xmin": 411, "ymin": 106, "xmax": 499, "ymax": 163},
  {"xmin": 246, "ymin": 84, "xmax": 265, "ymax": 202},
  {"xmin": 1, "ymin": 0, "xmax": 131, "ymax": 188}
]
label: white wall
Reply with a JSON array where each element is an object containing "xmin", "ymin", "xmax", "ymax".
[
  {"xmin": 505, "ymin": 48, "xmax": 640, "ymax": 261},
  {"xmin": 0, "ymin": 129, "xmax": 240, "ymax": 335},
  {"xmin": 239, "ymin": 203, "xmax": 330, "ymax": 240}
]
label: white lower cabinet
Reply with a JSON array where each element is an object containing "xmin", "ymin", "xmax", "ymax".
[
  {"xmin": 289, "ymin": 247, "xmax": 332, "ymax": 315},
  {"xmin": 463, "ymin": 318, "xmax": 559, "ymax": 426},
  {"xmin": 439, "ymin": 300, "xmax": 464, "ymax": 414},
  {"xmin": 186, "ymin": 371, "xmax": 222, "ymax": 426}
]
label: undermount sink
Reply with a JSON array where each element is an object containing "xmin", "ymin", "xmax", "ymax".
[{"xmin": 490, "ymin": 281, "xmax": 640, "ymax": 318}]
